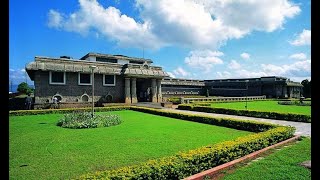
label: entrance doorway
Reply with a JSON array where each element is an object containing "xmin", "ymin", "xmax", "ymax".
[{"xmin": 136, "ymin": 78, "xmax": 151, "ymax": 102}]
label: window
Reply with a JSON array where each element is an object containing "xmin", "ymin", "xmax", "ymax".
[
  {"xmin": 96, "ymin": 57, "xmax": 117, "ymax": 63},
  {"xmin": 78, "ymin": 73, "xmax": 92, "ymax": 85},
  {"xmin": 49, "ymin": 71, "xmax": 66, "ymax": 85},
  {"xmin": 103, "ymin": 75, "xmax": 116, "ymax": 86},
  {"xmin": 81, "ymin": 94, "xmax": 89, "ymax": 102}
]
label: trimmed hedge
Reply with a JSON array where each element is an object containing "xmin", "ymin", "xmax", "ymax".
[
  {"xmin": 9, "ymin": 106, "xmax": 131, "ymax": 116},
  {"xmin": 57, "ymin": 111, "xmax": 122, "ymax": 129},
  {"xmin": 130, "ymin": 106, "xmax": 275, "ymax": 132},
  {"xmin": 278, "ymin": 101, "xmax": 311, "ymax": 106},
  {"xmin": 10, "ymin": 105, "xmax": 296, "ymax": 179},
  {"xmin": 178, "ymin": 104, "xmax": 311, "ymax": 123},
  {"xmin": 78, "ymin": 125, "xmax": 294, "ymax": 179}
]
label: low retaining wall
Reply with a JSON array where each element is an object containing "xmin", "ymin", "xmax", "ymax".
[
  {"xmin": 181, "ymin": 96, "xmax": 266, "ymax": 104},
  {"xmin": 34, "ymin": 102, "xmax": 93, "ymax": 109}
]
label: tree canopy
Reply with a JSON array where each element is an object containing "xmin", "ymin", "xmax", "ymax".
[{"xmin": 17, "ymin": 82, "xmax": 34, "ymax": 95}]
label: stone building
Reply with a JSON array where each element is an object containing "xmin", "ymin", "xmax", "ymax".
[
  {"xmin": 161, "ymin": 76, "xmax": 303, "ymax": 99},
  {"xmin": 26, "ymin": 52, "xmax": 303, "ymax": 109},
  {"xmin": 26, "ymin": 53, "xmax": 168, "ymax": 108},
  {"xmin": 204, "ymin": 76, "xmax": 303, "ymax": 98}
]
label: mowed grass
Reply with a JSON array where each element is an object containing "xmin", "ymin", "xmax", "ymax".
[
  {"xmin": 9, "ymin": 110, "xmax": 253, "ymax": 180},
  {"xmin": 222, "ymin": 137, "xmax": 311, "ymax": 180},
  {"xmin": 210, "ymin": 101, "xmax": 310, "ymax": 115}
]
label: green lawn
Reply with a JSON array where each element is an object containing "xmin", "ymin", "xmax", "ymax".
[
  {"xmin": 222, "ymin": 137, "xmax": 311, "ymax": 180},
  {"xmin": 9, "ymin": 110, "xmax": 253, "ymax": 180},
  {"xmin": 210, "ymin": 101, "xmax": 310, "ymax": 115}
]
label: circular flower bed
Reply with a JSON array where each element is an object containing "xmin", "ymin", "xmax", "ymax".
[{"xmin": 57, "ymin": 111, "xmax": 122, "ymax": 129}]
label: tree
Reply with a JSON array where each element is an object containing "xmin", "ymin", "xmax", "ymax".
[
  {"xmin": 301, "ymin": 79, "xmax": 311, "ymax": 98},
  {"xmin": 17, "ymin": 82, "xmax": 33, "ymax": 94}
]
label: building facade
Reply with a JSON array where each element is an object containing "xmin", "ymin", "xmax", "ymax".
[
  {"xmin": 26, "ymin": 53, "xmax": 168, "ymax": 108},
  {"xmin": 26, "ymin": 53, "xmax": 303, "ymax": 109}
]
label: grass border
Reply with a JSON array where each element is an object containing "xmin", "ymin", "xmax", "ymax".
[
  {"xmin": 178, "ymin": 104, "xmax": 311, "ymax": 123},
  {"xmin": 9, "ymin": 106, "xmax": 295, "ymax": 179}
]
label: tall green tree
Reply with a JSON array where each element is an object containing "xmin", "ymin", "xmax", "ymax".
[
  {"xmin": 301, "ymin": 79, "xmax": 311, "ymax": 98},
  {"xmin": 17, "ymin": 82, "xmax": 33, "ymax": 94}
]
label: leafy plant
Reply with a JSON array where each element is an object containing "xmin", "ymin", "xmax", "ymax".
[
  {"xmin": 177, "ymin": 104, "xmax": 311, "ymax": 123},
  {"xmin": 278, "ymin": 101, "xmax": 311, "ymax": 106},
  {"xmin": 17, "ymin": 82, "xmax": 34, "ymax": 94},
  {"xmin": 57, "ymin": 111, "xmax": 122, "ymax": 129}
]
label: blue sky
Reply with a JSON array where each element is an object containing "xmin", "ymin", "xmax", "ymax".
[{"xmin": 9, "ymin": 0, "xmax": 311, "ymax": 85}]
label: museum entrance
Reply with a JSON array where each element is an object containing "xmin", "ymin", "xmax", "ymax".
[{"xmin": 136, "ymin": 78, "xmax": 151, "ymax": 102}]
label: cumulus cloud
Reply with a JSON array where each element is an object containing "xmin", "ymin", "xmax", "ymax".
[
  {"xmin": 167, "ymin": 72, "xmax": 176, "ymax": 78},
  {"xmin": 47, "ymin": 0, "xmax": 163, "ymax": 49},
  {"xmin": 240, "ymin": 52, "xmax": 250, "ymax": 60},
  {"xmin": 216, "ymin": 59, "xmax": 311, "ymax": 81},
  {"xmin": 9, "ymin": 68, "xmax": 33, "ymax": 85},
  {"xmin": 47, "ymin": 10, "xmax": 63, "ymax": 28},
  {"xmin": 173, "ymin": 67, "xmax": 190, "ymax": 77},
  {"xmin": 289, "ymin": 53, "xmax": 307, "ymax": 60},
  {"xmin": 228, "ymin": 60, "xmax": 241, "ymax": 70},
  {"xmin": 48, "ymin": 0, "xmax": 300, "ymax": 50},
  {"xmin": 184, "ymin": 49, "xmax": 224, "ymax": 73},
  {"xmin": 290, "ymin": 29, "xmax": 311, "ymax": 46}
]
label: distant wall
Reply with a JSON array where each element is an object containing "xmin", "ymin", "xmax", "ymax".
[{"xmin": 34, "ymin": 71, "xmax": 124, "ymax": 104}]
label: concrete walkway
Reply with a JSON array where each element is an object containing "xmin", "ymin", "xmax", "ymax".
[{"xmin": 134, "ymin": 102, "xmax": 311, "ymax": 137}]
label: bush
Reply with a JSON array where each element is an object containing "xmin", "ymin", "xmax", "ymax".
[
  {"xmin": 278, "ymin": 101, "xmax": 311, "ymax": 106},
  {"xmin": 130, "ymin": 106, "xmax": 276, "ymax": 132},
  {"xmin": 78, "ymin": 126, "xmax": 295, "ymax": 179},
  {"xmin": 9, "ymin": 106, "xmax": 131, "ymax": 116},
  {"xmin": 57, "ymin": 111, "xmax": 122, "ymax": 129},
  {"xmin": 9, "ymin": 105, "xmax": 296, "ymax": 179},
  {"xmin": 17, "ymin": 82, "xmax": 33, "ymax": 94},
  {"xmin": 177, "ymin": 104, "xmax": 311, "ymax": 123}
]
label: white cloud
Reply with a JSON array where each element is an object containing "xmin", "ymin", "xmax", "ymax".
[
  {"xmin": 184, "ymin": 49, "xmax": 224, "ymax": 73},
  {"xmin": 290, "ymin": 29, "xmax": 311, "ymax": 46},
  {"xmin": 228, "ymin": 60, "xmax": 241, "ymax": 70},
  {"xmin": 47, "ymin": 10, "xmax": 63, "ymax": 28},
  {"xmin": 9, "ymin": 68, "xmax": 33, "ymax": 85},
  {"xmin": 289, "ymin": 53, "xmax": 307, "ymax": 60},
  {"xmin": 216, "ymin": 71, "xmax": 232, "ymax": 79},
  {"xmin": 173, "ymin": 67, "xmax": 190, "ymax": 77},
  {"xmin": 240, "ymin": 52, "xmax": 250, "ymax": 60},
  {"xmin": 48, "ymin": 0, "xmax": 300, "ymax": 50},
  {"xmin": 167, "ymin": 72, "xmax": 176, "ymax": 78},
  {"xmin": 216, "ymin": 59, "xmax": 310, "ymax": 80},
  {"xmin": 47, "ymin": 0, "xmax": 164, "ymax": 49}
]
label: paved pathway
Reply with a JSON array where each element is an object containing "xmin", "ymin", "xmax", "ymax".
[{"xmin": 134, "ymin": 103, "xmax": 311, "ymax": 137}]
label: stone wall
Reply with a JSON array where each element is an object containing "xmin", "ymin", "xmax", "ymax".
[
  {"xmin": 34, "ymin": 71, "xmax": 124, "ymax": 104},
  {"xmin": 161, "ymin": 86, "xmax": 204, "ymax": 96}
]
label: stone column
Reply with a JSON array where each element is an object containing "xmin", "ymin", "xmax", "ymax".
[
  {"xmin": 157, "ymin": 79, "xmax": 162, "ymax": 102},
  {"xmin": 151, "ymin": 79, "xmax": 157, "ymax": 103},
  {"xmin": 125, "ymin": 78, "xmax": 131, "ymax": 104},
  {"xmin": 131, "ymin": 78, "xmax": 137, "ymax": 103}
]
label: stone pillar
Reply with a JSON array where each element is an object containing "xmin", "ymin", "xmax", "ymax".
[
  {"xmin": 125, "ymin": 78, "xmax": 131, "ymax": 104},
  {"xmin": 151, "ymin": 79, "xmax": 157, "ymax": 103},
  {"xmin": 157, "ymin": 79, "xmax": 162, "ymax": 102},
  {"xmin": 131, "ymin": 78, "xmax": 137, "ymax": 103}
]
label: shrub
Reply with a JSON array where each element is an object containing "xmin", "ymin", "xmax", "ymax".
[
  {"xmin": 278, "ymin": 101, "xmax": 311, "ymax": 106},
  {"xmin": 177, "ymin": 104, "xmax": 311, "ymax": 123},
  {"xmin": 57, "ymin": 111, "xmax": 122, "ymax": 129},
  {"xmin": 78, "ymin": 126, "xmax": 295, "ymax": 179},
  {"xmin": 130, "ymin": 106, "xmax": 276, "ymax": 132},
  {"xmin": 17, "ymin": 82, "xmax": 34, "ymax": 94},
  {"xmin": 9, "ymin": 106, "xmax": 131, "ymax": 116},
  {"xmin": 9, "ymin": 105, "xmax": 296, "ymax": 179}
]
